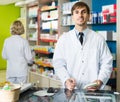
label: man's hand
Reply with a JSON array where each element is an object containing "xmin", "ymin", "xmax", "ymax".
[
  {"xmin": 86, "ymin": 80, "xmax": 103, "ymax": 91},
  {"xmin": 65, "ymin": 78, "xmax": 76, "ymax": 90}
]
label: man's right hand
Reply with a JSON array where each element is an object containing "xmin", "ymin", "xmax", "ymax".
[{"xmin": 65, "ymin": 78, "xmax": 76, "ymax": 90}]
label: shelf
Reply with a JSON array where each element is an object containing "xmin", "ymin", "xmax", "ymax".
[
  {"xmin": 42, "ymin": 18, "xmax": 58, "ymax": 22},
  {"xmin": 28, "ymin": 15, "xmax": 37, "ymax": 18},
  {"xmin": 62, "ymin": 11, "xmax": 71, "ymax": 15},
  {"xmin": 91, "ymin": 22, "xmax": 116, "ymax": 25},
  {"xmin": 29, "ymin": 38, "xmax": 37, "ymax": 41},
  {"xmin": 29, "ymin": 25, "xmax": 38, "ymax": 29},
  {"xmin": 62, "ymin": 22, "xmax": 116, "ymax": 27},
  {"xmin": 40, "ymin": 38, "xmax": 57, "ymax": 43},
  {"xmin": 41, "ymin": 6, "xmax": 58, "ymax": 11},
  {"xmin": 34, "ymin": 50, "xmax": 51, "ymax": 54},
  {"xmin": 35, "ymin": 61, "xmax": 53, "ymax": 68},
  {"xmin": 41, "ymin": 29, "xmax": 58, "ymax": 32}
]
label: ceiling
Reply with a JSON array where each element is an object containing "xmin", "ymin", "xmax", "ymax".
[
  {"xmin": 0, "ymin": 0, "xmax": 22, "ymax": 5},
  {"xmin": 0, "ymin": 0, "xmax": 53, "ymax": 5}
]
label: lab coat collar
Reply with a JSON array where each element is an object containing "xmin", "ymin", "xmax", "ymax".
[{"xmin": 73, "ymin": 27, "xmax": 90, "ymax": 39}]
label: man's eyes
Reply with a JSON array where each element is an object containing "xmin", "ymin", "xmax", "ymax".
[
  {"xmin": 82, "ymin": 11, "xmax": 87, "ymax": 14},
  {"xmin": 74, "ymin": 11, "xmax": 87, "ymax": 14},
  {"xmin": 75, "ymin": 11, "xmax": 79, "ymax": 14}
]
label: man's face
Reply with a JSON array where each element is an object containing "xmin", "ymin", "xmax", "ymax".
[{"xmin": 72, "ymin": 7, "xmax": 90, "ymax": 26}]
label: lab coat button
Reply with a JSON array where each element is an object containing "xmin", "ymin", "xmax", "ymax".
[
  {"xmin": 82, "ymin": 60, "xmax": 84, "ymax": 63},
  {"xmin": 82, "ymin": 73, "xmax": 84, "ymax": 75}
]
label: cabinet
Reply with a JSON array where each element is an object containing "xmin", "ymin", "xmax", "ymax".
[
  {"xmin": 49, "ymin": 78, "xmax": 62, "ymax": 88},
  {"xmin": 29, "ymin": 71, "xmax": 49, "ymax": 88},
  {"xmin": 29, "ymin": 71, "xmax": 62, "ymax": 88}
]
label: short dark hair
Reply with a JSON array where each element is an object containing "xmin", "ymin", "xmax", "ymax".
[
  {"xmin": 10, "ymin": 20, "xmax": 25, "ymax": 35},
  {"xmin": 71, "ymin": 2, "xmax": 90, "ymax": 15}
]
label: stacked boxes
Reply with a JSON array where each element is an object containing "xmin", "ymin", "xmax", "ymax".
[
  {"xmin": 97, "ymin": 31, "xmax": 116, "ymax": 41},
  {"xmin": 62, "ymin": 3, "xmax": 116, "ymax": 25},
  {"xmin": 102, "ymin": 4, "xmax": 116, "ymax": 23}
]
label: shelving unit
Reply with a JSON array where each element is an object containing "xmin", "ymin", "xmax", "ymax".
[
  {"xmin": 27, "ymin": 5, "xmax": 39, "ymax": 46},
  {"xmin": 33, "ymin": 0, "xmax": 59, "ymax": 72},
  {"xmin": 116, "ymin": 0, "xmax": 120, "ymax": 92},
  {"xmin": 92, "ymin": 0, "xmax": 117, "ymax": 91},
  {"xmin": 26, "ymin": 0, "xmax": 63, "ymax": 87},
  {"xmin": 37, "ymin": 4, "xmax": 59, "ymax": 44}
]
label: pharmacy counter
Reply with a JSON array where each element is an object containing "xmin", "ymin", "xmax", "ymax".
[{"xmin": 19, "ymin": 87, "xmax": 120, "ymax": 102}]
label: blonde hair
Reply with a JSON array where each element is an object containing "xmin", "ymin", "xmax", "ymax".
[{"xmin": 10, "ymin": 20, "xmax": 25, "ymax": 35}]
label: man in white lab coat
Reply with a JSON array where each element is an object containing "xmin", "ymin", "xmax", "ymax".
[{"xmin": 53, "ymin": 1, "xmax": 113, "ymax": 91}]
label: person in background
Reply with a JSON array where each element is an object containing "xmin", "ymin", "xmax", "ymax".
[
  {"xmin": 53, "ymin": 1, "xmax": 113, "ymax": 91},
  {"xmin": 2, "ymin": 20, "xmax": 33, "ymax": 84}
]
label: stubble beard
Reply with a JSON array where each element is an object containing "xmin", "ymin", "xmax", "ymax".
[{"xmin": 78, "ymin": 22, "xmax": 87, "ymax": 27}]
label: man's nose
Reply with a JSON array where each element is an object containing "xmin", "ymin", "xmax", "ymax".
[{"xmin": 78, "ymin": 12, "xmax": 83, "ymax": 16}]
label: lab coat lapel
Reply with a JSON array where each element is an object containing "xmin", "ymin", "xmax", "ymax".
[{"xmin": 69, "ymin": 30, "xmax": 82, "ymax": 49}]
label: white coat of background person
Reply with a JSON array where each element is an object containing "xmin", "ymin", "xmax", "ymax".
[
  {"xmin": 53, "ymin": 1, "xmax": 113, "ymax": 91},
  {"xmin": 2, "ymin": 20, "xmax": 33, "ymax": 84}
]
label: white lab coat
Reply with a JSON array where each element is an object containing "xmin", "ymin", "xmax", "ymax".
[
  {"xmin": 2, "ymin": 35, "xmax": 33, "ymax": 78},
  {"xmin": 53, "ymin": 28, "xmax": 113, "ymax": 89}
]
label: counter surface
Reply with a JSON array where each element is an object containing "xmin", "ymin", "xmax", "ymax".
[{"xmin": 19, "ymin": 87, "xmax": 120, "ymax": 102}]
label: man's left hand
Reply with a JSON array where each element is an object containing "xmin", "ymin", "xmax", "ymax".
[{"xmin": 86, "ymin": 80, "xmax": 103, "ymax": 91}]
